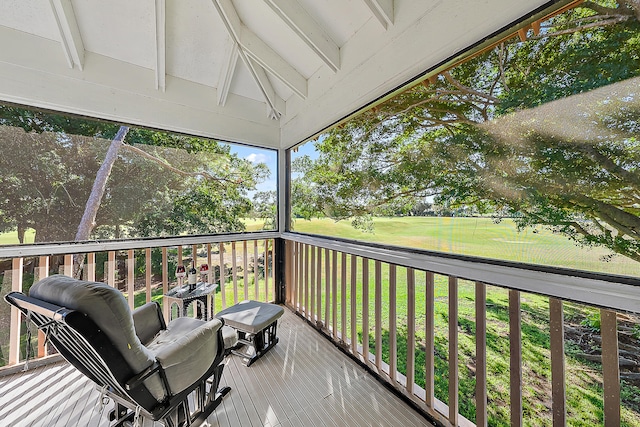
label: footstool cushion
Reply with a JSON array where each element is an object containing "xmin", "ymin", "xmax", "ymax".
[{"xmin": 216, "ymin": 300, "xmax": 284, "ymax": 334}]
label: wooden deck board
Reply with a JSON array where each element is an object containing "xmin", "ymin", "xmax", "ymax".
[{"xmin": 0, "ymin": 308, "xmax": 433, "ymax": 427}]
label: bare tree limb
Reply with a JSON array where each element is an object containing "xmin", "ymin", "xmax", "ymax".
[{"xmin": 119, "ymin": 144, "xmax": 243, "ymax": 184}]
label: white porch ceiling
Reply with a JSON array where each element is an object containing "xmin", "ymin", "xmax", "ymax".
[{"xmin": 0, "ymin": 0, "xmax": 552, "ymax": 149}]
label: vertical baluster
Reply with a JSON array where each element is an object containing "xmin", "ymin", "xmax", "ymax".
[
  {"xmin": 254, "ymin": 240, "xmax": 259, "ymax": 301},
  {"xmin": 86, "ymin": 253, "xmax": 96, "ymax": 282},
  {"xmin": 332, "ymin": 250, "xmax": 338, "ymax": 339},
  {"xmin": 63, "ymin": 254, "xmax": 73, "ymax": 277},
  {"xmin": 362, "ymin": 258, "xmax": 370, "ymax": 366},
  {"xmin": 325, "ymin": 248, "xmax": 330, "ymax": 327},
  {"xmin": 389, "ymin": 264, "xmax": 397, "ymax": 381},
  {"xmin": 341, "ymin": 252, "xmax": 347, "ymax": 343},
  {"xmin": 232, "ymin": 242, "xmax": 238, "ymax": 304},
  {"xmin": 285, "ymin": 240, "xmax": 293, "ymax": 306},
  {"xmin": 192, "ymin": 244, "xmax": 198, "ymax": 267},
  {"xmin": 299, "ymin": 243, "xmax": 305, "ymax": 313},
  {"xmin": 162, "ymin": 247, "xmax": 169, "ymax": 322},
  {"xmin": 37, "ymin": 256, "xmax": 50, "ymax": 357},
  {"xmin": 127, "ymin": 249, "xmax": 135, "ymax": 310},
  {"xmin": 449, "ymin": 276, "xmax": 459, "ymax": 425},
  {"xmin": 304, "ymin": 244, "xmax": 310, "ymax": 317},
  {"xmin": 601, "ymin": 309, "xmax": 621, "ymax": 427},
  {"xmin": 406, "ymin": 268, "xmax": 416, "ymax": 395},
  {"xmin": 509, "ymin": 290, "xmax": 523, "ymax": 427},
  {"xmin": 145, "ymin": 248, "xmax": 152, "ymax": 303},
  {"xmin": 425, "ymin": 271, "xmax": 435, "ymax": 408},
  {"xmin": 316, "ymin": 247, "xmax": 322, "ymax": 325},
  {"xmin": 243, "ymin": 241, "xmax": 249, "ymax": 301},
  {"xmin": 219, "ymin": 242, "xmax": 226, "ymax": 309},
  {"xmin": 265, "ymin": 239, "xmax": 270, "ymax": 302},
  {"xmin": 374, "ymin": 260, "xmax": 382, "ymax": 372},
  {"xmin": 207, "ymin": 243, "xmax": 214, "ymax": 318},
  {"xmin": 178, "ymin": 246, "xmax": 183, "ymax": 270},
  {"xmin": 207, "ymin": 244, "xmax": 213, "ymax": 284},
  {"xmin": 292, "ymin": 242, "xmax": 298, "ymax": 309},
  {"xmin": 310, "ymin": 245, "xmax": 316, "ymax": 321},
  {"xmin": 476, "ymin": 282, "xmax": 488, "ymax": 427},
  {"xmin": 107, "ymin": 251, "xmax": 116, "ymax": 287},
  {"xmin": 350, "ymin": 255, "xmax": 357, "ymax": 355},
  {"xmin": 549, "ymin": 298, "xmax": 565, "ymax": 427},
  {"xmin": 9, "ymin": 257, "xmax": 23, "ymax": 365}
]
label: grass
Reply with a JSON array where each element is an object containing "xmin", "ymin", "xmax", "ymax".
[
  {"xmin": 289, "ymin": 217, "xmax": 640, "ymax": 426},
  {"xmin": 292, "ymin": 217, "xmax": 639, "ymax": 277}
]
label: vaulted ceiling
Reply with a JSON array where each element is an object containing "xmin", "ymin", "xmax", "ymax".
[{"xmin": 0, "ymin": 0, "xmax": 554, "ymax": 149}]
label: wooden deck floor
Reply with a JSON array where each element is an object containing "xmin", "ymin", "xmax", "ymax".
[{"xmin": 0, "ymin": 308, "xmax": 433, "ymax": 427}]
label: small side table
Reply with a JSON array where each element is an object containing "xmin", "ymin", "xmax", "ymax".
[{"xmin": 164, "ymin": 282, "xmax": 218, "ymax": 321}]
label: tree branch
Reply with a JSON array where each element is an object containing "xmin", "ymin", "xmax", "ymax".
[
  {"xmin": 442, "ymin": 71, "xmax": 499, "ymax": 103},
  {"xmin": 530, "ymin": 16, "xmax": 630, "ymax": 40},
  {"xmin": 120, "ymin": 144, "xmax": 243, "ymax": 184}
]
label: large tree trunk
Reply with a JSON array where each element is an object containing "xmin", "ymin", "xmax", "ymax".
[{"xmin": 73, "ymin": 126, "xmax": 129, "ymax": 278}]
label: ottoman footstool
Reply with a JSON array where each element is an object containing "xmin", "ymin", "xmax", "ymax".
[{"xmin": 216, "ymin": 300, "xmax": 284, "ymax": 366}]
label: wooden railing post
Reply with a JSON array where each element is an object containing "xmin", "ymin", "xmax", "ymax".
[
  {"xmin": 509, "ymin": 290, "xmax": 523, "ymax": 427},
  {"xmin": 145, "ymin": 248, "xmax": 152, "ymax": 303},
  {"xmin": 425, "ymin": 271, "xmax": 435, "ymax": 408},
  {"xmin": 275, "ymin": 238, "xmax": 287, "ymax": 305},
  {"xmin": 549, "ymin": 298, "xmax": 566, "ymax": 427},
  {"xmin": 127, "ymin": 249, "xmax": 135, "ymax": 310},
  {"xmin": 601, "ymin": 309, "xmax": 621, "ymax": 427},
  {"xmin": 162, "ymin": 247, "xmax": 169, "ymax": 322},
  {"xmin": 406, "ymin": 268, "xmax": 415, "ymax": 395},
  {"xmin": 448, "ymin": 276, "xmax": 458, "ymax": 425},
  {"xmin": 8, "ymin": 257, "xmax": 24, "ymax": 365},
  {"xmin": 36, "ymin": 256, "xmax": 50, "ymax": 358},
  {"xmin": 475, "ymin": 282, "xmax": 487, "ymax": 427}
]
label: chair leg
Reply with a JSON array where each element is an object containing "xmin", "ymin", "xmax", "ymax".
[{"xmin": 163, "ymin": 364, "xmax": 230, "ymax": 427}]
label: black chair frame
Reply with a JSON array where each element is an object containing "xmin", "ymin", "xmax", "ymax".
[{"xmin": 5, "ymin": 291, "xmax": 230, "ymax": 427}]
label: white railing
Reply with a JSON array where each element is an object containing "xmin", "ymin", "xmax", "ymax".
[
  {"xmin": 0, "ymin": 232, "xmax": 277, "ymax": 369},
  {"xmin": 283, "ymin": 232, "xmax": 640, "ymax": 427}
]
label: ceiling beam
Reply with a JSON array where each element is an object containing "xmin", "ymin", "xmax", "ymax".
[
  {"xmin": 154, "ymin": 0, "xmax": 166, "ymax": 91},
  {"xmin": 362, "ymin": 0, "xmax": 394, "ymax": 29},
  {"xmin": 239, "ymin": 27, "xmax": 307, "ymax": 99},
  {"xmin": 49, "ymin": 0, "xmax": 85, "ymax": 70},
  {"xmin": 217, "ymin": 41, "xmax": 240, "ymax": 106},
  {"xmin": 263, "ymin": 0, "xmax": 340, "ymax": 72},
  {"xmin": 244, "ymin": 56, "xmax": 283, "ymax": 120},
  {"xmin": 212, "ymin": 0, "xmax": 308, "ymax": 100}
]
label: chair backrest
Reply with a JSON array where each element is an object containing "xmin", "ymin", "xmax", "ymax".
[
  {"xmin": 29, "ymin": 275, "xmax": 156, "ymax": 374},
  {"xmin": 10, "ymin": 275, "xmax": 167, "ymax": 410}
]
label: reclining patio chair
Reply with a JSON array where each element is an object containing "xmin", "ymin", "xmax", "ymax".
[{"xmin": 4, "ymin": 275, "xmax": 230, "ymax": 427}]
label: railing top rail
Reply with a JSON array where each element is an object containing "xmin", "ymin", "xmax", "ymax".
[
  {"xmin": 283, "ymin": 232, "xmax": 640, "ymax": 313},
  {"xmin": 0, "ymin": 231, "xmax": 280, "ymax": 258}
]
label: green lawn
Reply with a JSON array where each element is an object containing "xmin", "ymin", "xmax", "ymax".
[
  {"xmin": 0, "ymin": 229, "xmax": 35, "ymax": 245},
  {"xmin": 292, "ymin": 217, "xmax": 639, "ymax": 277},
  {"xmin": 290, "ymin": 217, "xmax": 640, "ymax": 426}
]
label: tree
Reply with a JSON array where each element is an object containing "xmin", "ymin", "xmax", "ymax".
[
  {"xmin": 293, "ymin": 0, "xmax": 640, "ymax": 261},
  {"xmin": 0, "ymin": 107, "xmax": 270, "ymax": 247}
]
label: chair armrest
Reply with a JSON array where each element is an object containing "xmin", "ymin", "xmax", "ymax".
[
  {"xmin": 151, "ymin": 318, "xmax": 223, "ymax": 395},
  {"xmin": 133, "ymin": 302, "xmax": 165, "ymax": 345}
]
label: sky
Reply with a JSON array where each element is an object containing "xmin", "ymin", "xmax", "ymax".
[{"xmin": 227, "ymin": 143, "xmax": 278, "ymax": 194}]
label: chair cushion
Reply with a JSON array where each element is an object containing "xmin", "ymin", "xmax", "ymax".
[
  {"xmin": 221, "ymin": 325, "xmax": 238, "ymax": 349},
  {"xmin": 147, "ymin": 317, "xmax": 222, "ymax": 395},
  {"xmin": 133, "ymin": 302, "xmax": 164, "ymax": 346},
  {"xmin": 29, "ymin": 275, "xmax": 156, "ymax": 374},
  {"xmin": 216, "ymin": 300, "xmax": 284, "ymax": 334}
]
